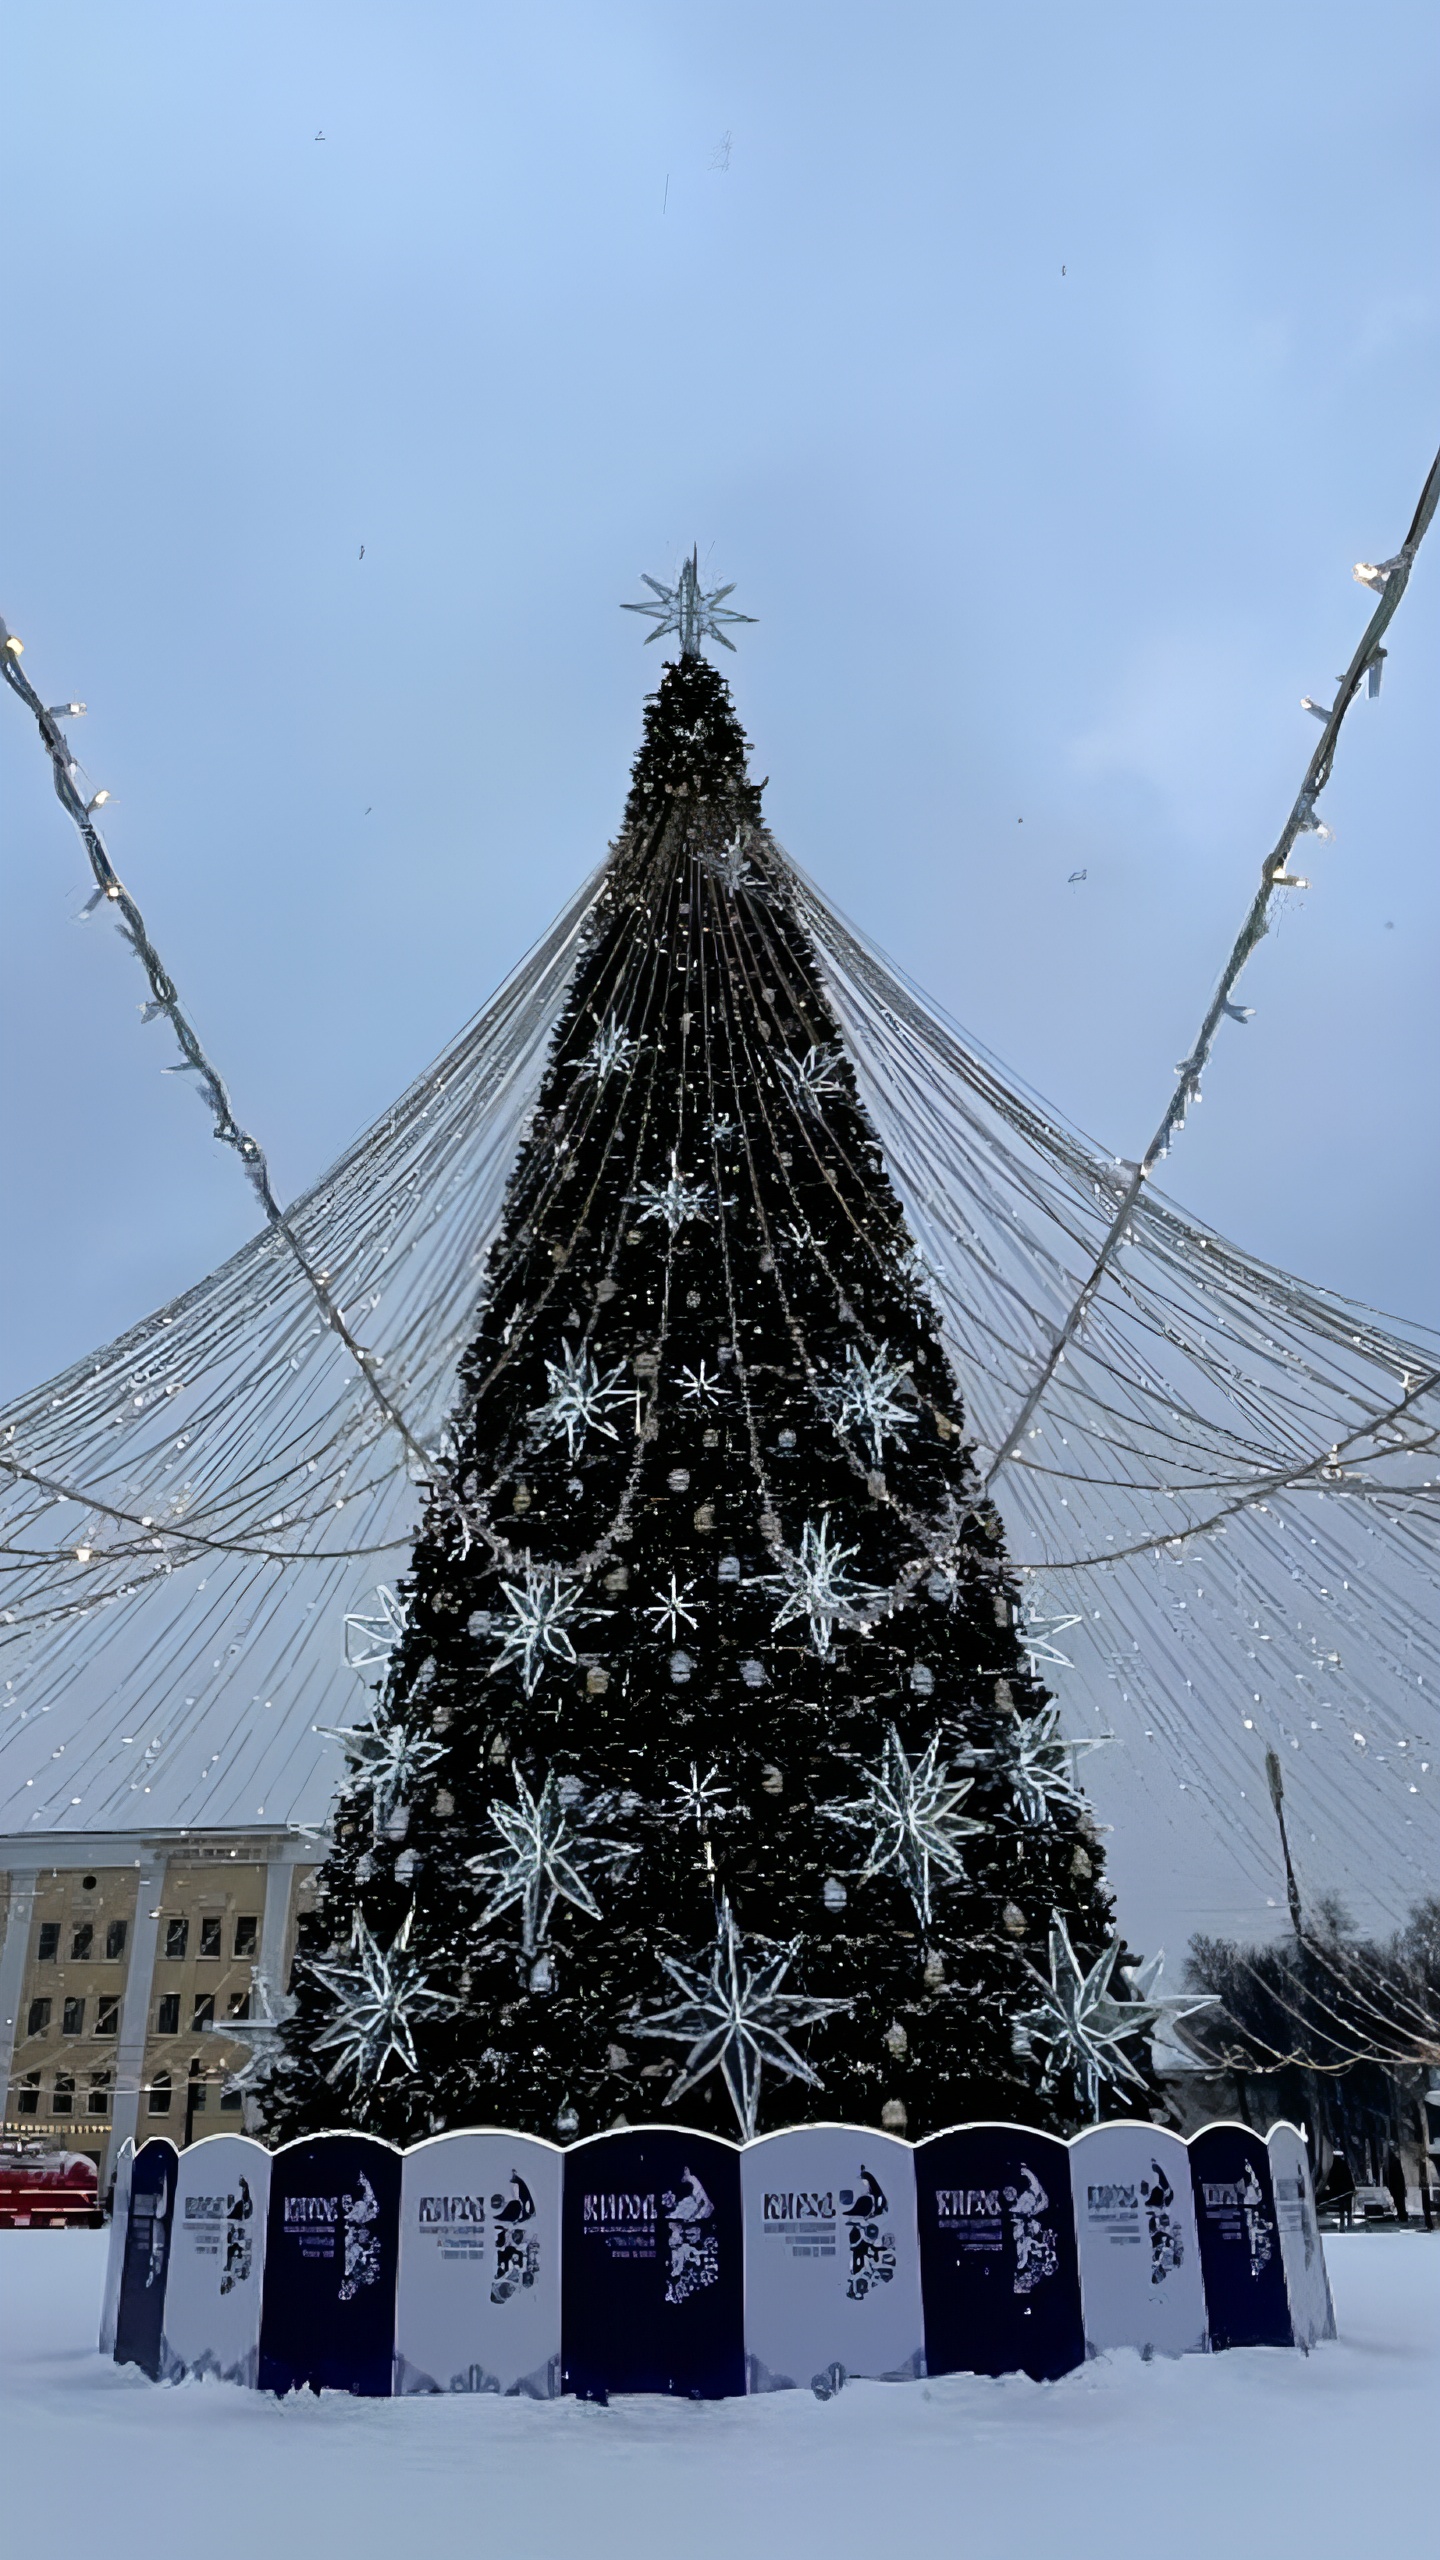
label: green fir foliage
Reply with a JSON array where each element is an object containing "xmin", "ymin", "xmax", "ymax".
[{"xmin": 265, "ymin": 655, "xmax": 1156, "ymax": 2147}]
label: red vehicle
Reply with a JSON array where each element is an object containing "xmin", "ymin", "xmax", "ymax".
[{"xmin": 0, "ymin": 2143, "xmax": 101, "ymax": 2228}]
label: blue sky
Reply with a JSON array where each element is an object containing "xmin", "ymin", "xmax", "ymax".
[{"xmin": 2, "ymin": 0, "xmax": 1436, "ymax": 1402}]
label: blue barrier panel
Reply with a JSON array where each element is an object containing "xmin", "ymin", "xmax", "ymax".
[
  {"xmin": 256, "ymin": 2133, "xmax": 402, "ymax": 2396},
  {"xmin": 1188, "ymin": 2124, "xmax": 1294, "ymax": 2350},
  {"xmin": 562, "ymin": 2127, "xmax": 744, "ymax": 2400},
  {"xmin": 114, "ymin": 2139, "xmax": 178, "ymax": 2380},
  {"xmin": 915, "ymin": 2123, "xmax": 1084, "ymax": 2381}
]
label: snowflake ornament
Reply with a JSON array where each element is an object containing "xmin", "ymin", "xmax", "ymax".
[
  {"xmin": 1013, "ymin": 1912, "xmax": 1216, "ymax": 2119},
  {"xmin": 493, "ymin": 1565, "xmax": 594, "ymax": 1695},
  {"xmin": 667, "ymin": 1761, "xmax": 733, "ymax": 1828},
  {"xmin": 636, "ymin": 1151, "xmax": 713, "ymax": 1236},
  {"xmin": 633, "ymin": 1896, "xmax": 850, "ymax": 2139},
  {"xmin": 467, "ymin": 1765, "xmax": 632, "ymax": 1955},
  {"xmin": 531, "ymin": 1341, "xmax": 631, "ymax": 1460},
  {"xmin": 307, "ymin": 1909, "xmax": 457, "ymax": 2092},
  {"xmin": 758, "ymin": 1515, "xmax": 886, "ymax": 1658},
  {"xmin": 823, "ymin": 1343, "xmax": 915, "ymax": 1468},
  {"xmin": 621, "ymin": 550, "xmax": 756, "ymax": 658},
  {"xmin": 343, "ymin": 1584, "xmax": 408, "ymax": 1674},
  {"xmin": 826, "ymin": 1724, "xmax": 987, "ymax": 1928},
  {"xmin": 315, "ymin": 1712, "xmax": 446, "ymax": 1831},
  {"xmin": 679, "ymin": 1361, "xmax": 725, "ymax": 1407},
  {"xmin": 644, "ymin": 1574, "xmax": 700, "ymax": 1640},
  {"xmin": 777, "ymin": 1043, "xmax": 845, "ymax": 1119},
  {"xmin": 576, "ymin": 1016, "xmax": 642, "ymax": 1084}
]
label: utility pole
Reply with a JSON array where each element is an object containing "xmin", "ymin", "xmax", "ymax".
[{"xmin": 1265, "ymin": 1748, "xmax": 1304, "ymax": 1940}]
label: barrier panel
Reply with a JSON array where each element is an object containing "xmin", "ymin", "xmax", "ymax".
[
  {"xmin": 159, "ymin": 2134, "xmax": 272, "ymax": 2385},
  {"xmin": 256, "ymin": 2133, "xmax": 402, "ymax": 2397},
  {"xmin": 99, "ymin": 2138, "xmax": 134, "ymax": 2357},
  {"xmin": 1267, "ymin": 2123, "xmax": 1335, "ymax": 2349},
  {"xmin": 1069, "ymin": 2122, "xmax": 1207, "ymax": 2359},
  {"xmin": 915, "ymin": 2123, "xmax": 1084, "ymax": 2381},
  {"xmin": 107, "ymin": 2116, "xmax": 1332, "ymax": 2396},
  {"xmin": 561, "ymin": 2127, "xmax": 744, "ymax": 2400},
  {"xmin": 395, "ymin": 2130, "xmax": 562, "ymax": 2396},
  {"xmin": 114, "ymin": 2138, "xmax": 178, "ymax": 2380},
  {"xmin": 1188, "ymin": 2125, "xmax": 1293, "ymax": 2349},
  {"xmin": 741, "ymin": 2125, "xmax": 923, "ymax": 2392}
]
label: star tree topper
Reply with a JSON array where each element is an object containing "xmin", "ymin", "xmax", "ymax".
[
  {"xmin": 633, "ymin": 1895, "xmax": 851, "ymax": 2140},
  {"xmin": 622, "ymin": 549, "xmax": 756, "ymax": 658}
]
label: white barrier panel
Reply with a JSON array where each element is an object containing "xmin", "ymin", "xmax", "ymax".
[
  {"xmin": 742, "ymin": 2127, "xmax": 923, "ymax": 2393},
  {"xmin": 396, "ymin": 2131, "xmax": 562, "ymax": 2396},
  {"xmin": 99, "ymin": 2140, "xmax": 134, "ymax": 2357},
  {"xmin": 159, "ymin": 2135, "xmax": 272, "ymax": 2385},
  {"xmin": 1069, "ymin": 2124, "xmax": 1207, "ymax": 2359},
  {"xmin": 1267, "ymin": 2124, "xmax": 1335, "ymax": 2348}
]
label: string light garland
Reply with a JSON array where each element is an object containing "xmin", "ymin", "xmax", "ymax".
[
  {"xmin": 982, "ymin": 444, "xmax": 1440, "ymax": 1488},
  {"xmin": 0, "ymin": 491, "xmax": 1436, "ymax": 1950},
  {"xmin": 0, "ymin": 617, "xmax": 436, "ymax": 1488}
]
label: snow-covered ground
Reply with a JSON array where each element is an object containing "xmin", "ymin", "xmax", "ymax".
[{"xmin": 2, "ymin": 2229, "xmax": 1433, "ymax": 2560}]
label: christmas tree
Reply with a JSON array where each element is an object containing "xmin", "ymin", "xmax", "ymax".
[{"xmin": 262, "ymin": 559, "xmax": 1171, "ymax": 2148}]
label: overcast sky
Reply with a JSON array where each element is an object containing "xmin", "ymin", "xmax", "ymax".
[
  {"xmin": 3, "ymin": 1, "xmax": 1435, "ymax": 1401},
  {"xmin": 2, "ymin": 2, "xmax": 1437, "ymax": 1960}
]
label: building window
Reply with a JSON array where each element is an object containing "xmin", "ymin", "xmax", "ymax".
[
  {"xmin": 105, "ymin": 1919, "xmax": 128, "ymax": 1961},
  {"xmin": 62, "ymin": 1997, "xmax": 86, "ymax": 2036},
  {"xmin": 164, "ymin": 1918, "xmax": 188, "ymax": 1961},
  {"xmin": 53, "ymin": 2073, "xmax": 75, "ymax": 2117},
  {"xmin": 37, "ymin": 1921, "xmax": 60, "ymax": 1962},
  {"xmin": 148, "ymin": 2073, "xmax": 172, "ymax": 2115},
  {"xmin": 156, "ymin": 1993, "xmax": 181, "ymax": 2036},
  {"xmin": 96, "ymin": 1995, "xmax": 121, "ymax": 2038},
  {"xmin": 26, "ymin": 1997, "xmax": 52, "ymax": 2037},
  {"xmin": 191, "ymin": 1994, "xmax": 215, "ymax": 2030},
  {"xmin": 234, "ymin": 1916, "xmax": 259, "ymax": 1958},
  {"xmin": 199, "ymin": 1916, "xmax": 222, "ymax": 1959},
  {"xmin": 70, "ymin": 1922, "xmax": 94, "ymax": 1961},
  {"xmin": 16, "ymin": 2072, "xmax": 41, "ymax": 2116},
  {"xmin": 220, "ymin": 2088, "xmax": 243, "ymax": 2112},
  {"xmin": 226, "ymin": 1991, "xmax": 251, "ymax": 2021},
  {"xmin": 87, "ymin": 2073, "xmax": 112, "ymax": 2118}
]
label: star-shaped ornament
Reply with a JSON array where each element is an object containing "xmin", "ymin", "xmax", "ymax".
[
  {"xmin": 621, "ymin": 550, "xmax": 756, "ymax": 658},
  {"xmin": 826, "ymin": 1724, "xmax": 987, "ymax": 1927},
  {"xmin": 342, "ymin": 1584, "xmax": 408, "ymax": 1674},
  {"xmin": 633, "ymin": 1896, "xmax": 850, "ymax": 2139},
  {"xmin": 1013, "ymin": 1912, "xmax": 1216, "ymax": 2118},
  {"xmin": 307, "ymin": 1909, "xmax": 457, "ymax": 2091},
  {"xmin": 467, "ymin": 1765, "xmax": 631, "ymax": 1955}
]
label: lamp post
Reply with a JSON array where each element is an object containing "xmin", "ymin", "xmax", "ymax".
[{"xmin": 1265, "ymin": 1748, "xmax": 1304, "ymax": 1941}]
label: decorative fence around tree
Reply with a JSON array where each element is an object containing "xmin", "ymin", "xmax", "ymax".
[{"xmin": 106, "ymin": 2115, "xmax": 1332, "ymax": 2398}]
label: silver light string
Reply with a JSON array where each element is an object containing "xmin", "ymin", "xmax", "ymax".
[
  {"xmin": 0, "ymin": 620, "xmax": 435, "ymax": 1487},
  {"xmin": 977, "ymin": 443, "xmax": 1440, "ymax": 1489},
  {"xmin": 0, "ymin": 598, "xmax": 1435, "ymax": 1933}
]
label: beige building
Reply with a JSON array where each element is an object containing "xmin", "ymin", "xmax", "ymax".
[{"xmin": 0, "ymin": 1829, "xmax": 317, "ymax": 2185}]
